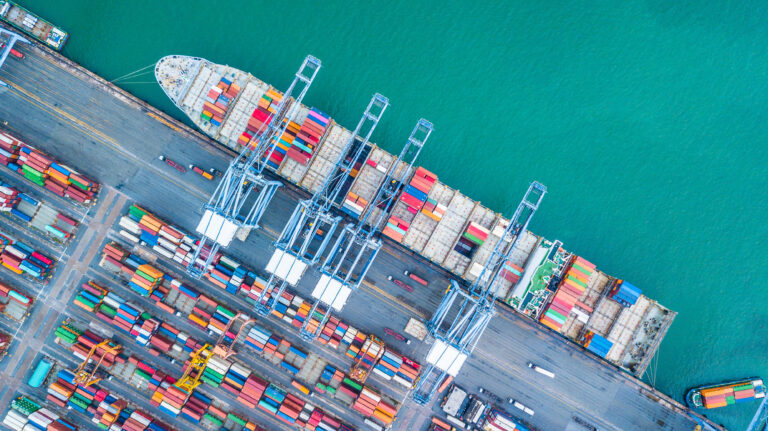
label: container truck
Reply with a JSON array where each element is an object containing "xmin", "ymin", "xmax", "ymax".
[
  {"xmin": 508, "ymin": 399, "xmax": 535, "ymax": 416},
  {"xmin": 404, "ymin": 270, "xmax": 429, "ymax": 286},
  {"xmin": 189, "ymin": 164, "xmax": 214, "ymax": 180},
  {"xmin": 527, "ymin": 362, "xmax": 555, "ymax": 378}
]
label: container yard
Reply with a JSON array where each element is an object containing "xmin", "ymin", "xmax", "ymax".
[{"xmin": 0, "ymin": 19, "xmax": 725, "ymax": 431}]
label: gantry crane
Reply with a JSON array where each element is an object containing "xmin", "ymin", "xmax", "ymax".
[
  {"xmin": 747, "ymin": 394, "xmax": 768, "ymax": 431},
  {"xmin": 412, "ymin": 181, "xmax": 546, "ymax": 404},
  {"xmin": 298, "ymin": 119, "xmax": 433, "ymax": 340},
  {"xmin": 212, "ymin": 313, "xmax": 257, "ymax": 360},
  {"xmin": 349, "ymin": 335, "xmax": 384, "ymax": 384},
  {"xmin": 252, "ymin": 94, "xmax": 389, "ymax": 316},
  {"xmin": 174, "ymin": 343, "xmax": 212, "ymax": 397},
  {"xmin": 73, "ymin": 339, "xmax": 123, "ymax": 387},
  {"xmin": 0, "ymin": 28, "xmax": 28, "ymax": 83},
  {"xmin": 187, "ymin": 55, "xmax": 321, "ymax": 278}
]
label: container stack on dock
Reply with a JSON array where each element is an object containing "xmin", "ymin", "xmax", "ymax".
[
  {"xmin": 372, "ymin": 348, "xmax": 420, "ymax": 389},
  {"xmin": 118, "ymin": 204, "xmax": 195, "ymax": 265},
  {"xmin": 0, "ymin": 131, "xmax": 99, "ymax": 205},
  {"xmin": 46, "ymin": 368, "xmax": 174, "ymax": 431},
  {"xmin": 0, "ymin": 280, "xmax": 33, "ymax": 321},
  {"xmin": 0, "ymin": 181, "xmax": 79, "ymax": 241},
  {"xmin": 0, "ymin": 182, "xmax": 20, "ymax": 211},
  {"xmin": 0, "ymin": 233, "xmax": 54, "ymax": 280},
  {"xmin": 113, "ymin": 204, "xmax": 422, "ymax": 372},
  {"xmin": 2, "ymin": 395, "xmax": 77, "ymax": 431}
]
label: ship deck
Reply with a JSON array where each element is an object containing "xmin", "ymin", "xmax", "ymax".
[{"xmin": 0, "ymin": 34, "xmax": 717, "ymax": 431}]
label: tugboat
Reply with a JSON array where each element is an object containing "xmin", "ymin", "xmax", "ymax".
[{"xmin": 686, "ymin": 378, "xmax": 765, "ymax": 409}]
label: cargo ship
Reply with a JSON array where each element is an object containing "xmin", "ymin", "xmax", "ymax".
[
  {"xmin": 686, "ymin": 378, "xmax": 766, "ymax": 409},
  {"xmin": 154, "ymin": 55, "xmax": 676, "ymax": 377},
  {"xmin": 0, "ymin": 1, "xmax": 68, "ymax": 51}
]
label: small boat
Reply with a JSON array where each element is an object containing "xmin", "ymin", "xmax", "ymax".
[
  {"xmin": 686, "ymin": 378, "xmax": 765, "ymax": 409},
  {"xmin": 0, "ymin": 0, "xmax": 68, "ymax": 51}
]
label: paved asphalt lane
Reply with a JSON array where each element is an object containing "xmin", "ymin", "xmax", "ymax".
[{"xmin": 0, "ymin": 37, "xmax": 716, "ymax": 431}]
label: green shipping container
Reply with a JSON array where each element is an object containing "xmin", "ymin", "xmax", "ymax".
[
  {"xmin": 566, "ymin": 274, "xmax": 588, "ymax": 288},
  {"xmin": 462, "ymin": 231, "xmax": 484, "ymax": 245},
  {"xmin": 572, "ymin": 263, "xmax": 592, "ymax": 277},
  {"xmin": 75, "ymin": 295, "xmax": 94, "ymax": 309},
  {"xmin": 546, "ymin": 309, "xmax": 567, "ymax": 323},
  {"xmin": 200, "ymin": 375, "xmax": 219, "ymax": 388},
  {"xmin": 227, "ymin": 413, "xmax": 247, "ymax": 426},
  {"xmin": 70, "ymin": 178, "xmax": 90, "ymax": 191},
  {"xmin": 343, "ymin": 377, "xmax": 363, "ymax": 391},
  {"xmin": 135, "ymin": 269, "xmax": 156, "ymax": 283},
  {"xmin": 734, "ymin": 384, "xmax": 754, "ymax": 391},
  {"xmin": 129, "ymin": 205, "xmax": 148, "ymax": 219},
  {"xmin": 726, "ymin": 396, "xmax": 736, "ymax": 405},
  {"xmin": 99, "ymin": 304, "xmax": 117, "ymax": 317},
  {"xmin": 204, "ymin": 413, "xmax": 223, "ymax": 426},
  {"xmin": 134, "ymin": 369, "xmax": 151, "ymax": 381},
  {"xmin": 216, "ymin": 305, "xmax": 235, "ymax": 318},
  {"xmin": 257, "ymin": 400, "xmax": 278, "ymax": 414}
]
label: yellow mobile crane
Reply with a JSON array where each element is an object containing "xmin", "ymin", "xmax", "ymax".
[
  {"xmin": 73, "ymin": 339, "xmax": 122, "ymax": 387},
  {"xmin": 174, "ymin": 343, "xmax": 212, "ymax": 394}
]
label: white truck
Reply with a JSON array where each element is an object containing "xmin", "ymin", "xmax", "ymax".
[
  {"xmin": 508, "ymin": 398, "xmax": 535, "ymax": 416},
  {"xmin": 528, "ymin": 362, "xmax": 555, "ymax": 378}
]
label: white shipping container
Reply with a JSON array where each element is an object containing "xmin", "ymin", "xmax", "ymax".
[
  {"xmin": 119, "ymin": 230, "xmax": 140, "ymax": 243},
  {"xmin": 119, "ymin": 216, "xmax": 141, "ymax": 234}
]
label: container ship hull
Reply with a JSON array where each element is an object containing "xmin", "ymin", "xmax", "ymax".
[
  {"xmin": 0, "ymin": 1, "xmax": 68, "ymax": 51},
  {"xmin": 155, "ymin": 55, "xmax": 676, "ymax": 377},
  {"xmin": 686, "ymin": 378, "xmax": 766, "ymax": 409}
]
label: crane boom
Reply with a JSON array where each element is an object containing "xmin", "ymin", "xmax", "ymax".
[{"xmin": 187, "ymin": 55, "xmax": 321, "ymax": 278}]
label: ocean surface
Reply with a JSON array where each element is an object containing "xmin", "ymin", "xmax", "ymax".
[{"xmin": 16, "ymin": 1, "xmax": 768, "ymax": 429}]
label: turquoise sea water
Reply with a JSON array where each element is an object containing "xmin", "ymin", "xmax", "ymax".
[{"xmin": 15, "ymin": 1, "xmax": 768, "ymax": 429}]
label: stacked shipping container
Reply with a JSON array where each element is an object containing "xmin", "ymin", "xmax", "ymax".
[
  {"xmin": 201, "ymin": 77, "xmax": 241, "ymax": 127},
  {"xmin": 286, "ymin": 108, "xmax": 331, "ymax": 165},
  {"xmin": 701, "ymin": 381, "xmax": 761, "ymax": 408},
  {"xmin": 582, "ymin": 331, "xmax": 613, "ymax": 358},
  {"xmin": 86, "ymin": 255, "xmax": 397, "ymax": 428},
  {"xmin": 2, "ymin": 395, "xmax": 78, "ymax": 431},
  {"xmin": 539, "ymin": 256, "xmax": 595, "ymax": 332},
  {"xmin": 237, "ymin": 89, "xmax": 282, "ymax": 148},
  {"xmin": 454, "ymin": 222, "xmax": 490, "ymax": 259},
  {"xmin": 382, "ymin": 167, "xmax": 437, "ymax": 243},
  {"xmin": 0, "ymin": 131, "xmax": 99, "ymax": 204},
  {"xmin": 0, "ymin": 233, "xmax": 54, "ymax": 280},
  {"xmin": 45, "ymin": 369, "xmax": 174, "ymax": 431},
  {"xmin": 0, "ymin": 280, "xmax": 33, "ymax": 321}
]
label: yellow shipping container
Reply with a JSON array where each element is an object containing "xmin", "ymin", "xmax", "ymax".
[{"xmin": 137, "ymin": 264, "xmax": 163, "ymax": 279}]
